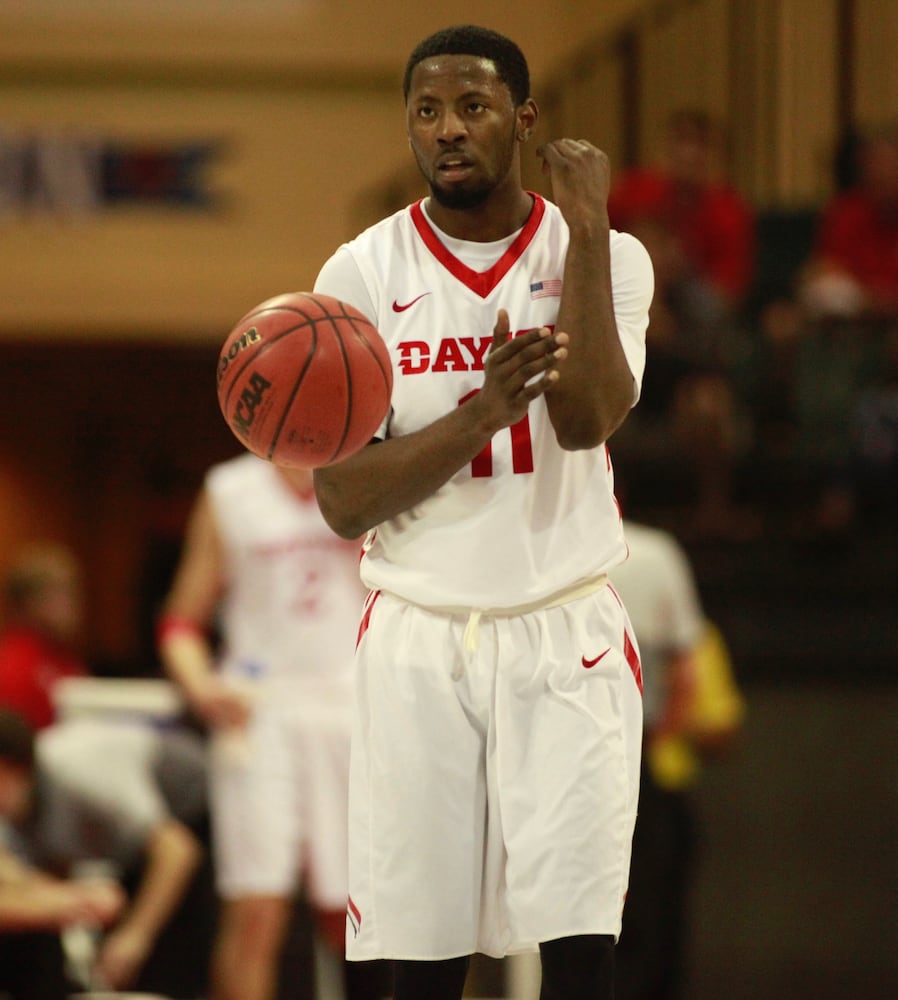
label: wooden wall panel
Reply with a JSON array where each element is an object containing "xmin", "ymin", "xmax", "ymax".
[
  {"xmin": 853, "ymin": 0, "xmax": 898, "ymax": 129},
  {"xmin": 0, "ymin": 84, "xmax": 405, "ymax": 342},
  {"xmin": 639, "ymin": 0, "xmax": 732, "ymax": 165}
]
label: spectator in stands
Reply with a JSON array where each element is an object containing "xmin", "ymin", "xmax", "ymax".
[
  {"xmin": 0, "ymin": 543, "xmax": 88, "ymax": 730},
  {"xmin": 800, "ymin": 123, "xmax": 898, "ymax": 321},
  {"xmin": 0, "ymin": 707, "xmax": 212, "ymax": 998},
  {"xmin": 785, "ymin": 123, "xmax": 898, "ymax": 535},
  {"xmin": 608, "ymin": 109, "xmax": 758, "ymax": 538},
  {"xmin": 0, "ymin": 845, "xmax": 125, "ymax": 1000}
]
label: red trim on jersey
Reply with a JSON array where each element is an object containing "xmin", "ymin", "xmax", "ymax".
[
  {"xmin": 623, "ymin": 629, "xmax": 643, "ymax": 695},
  {"xmin": 410, "ymin": 194, "xmax": 546, "ymax": 298},
  {"xmin": 356, "ymin": 590, "xmax": 381, "ymax": 649}
]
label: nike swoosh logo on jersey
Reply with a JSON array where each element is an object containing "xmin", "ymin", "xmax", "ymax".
[
  {"xmin": 392, "ymin": 292, "xmax": 431, "ymax": 312},
  {"xmin": 581, "ymin": 649, "xmax": 611, "ymax": 668}
]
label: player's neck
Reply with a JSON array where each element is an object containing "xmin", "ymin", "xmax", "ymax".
[{"xmin": 424, "ymin": 188, "xmax": 533, "ymax": 243}]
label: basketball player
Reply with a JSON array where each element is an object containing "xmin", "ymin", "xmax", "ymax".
[
  {"xmin": 157, "ymin": 453, "xmax": 388, "ymax": 1000},
  {"xmin": 312, "ymin": 24, "xmax": 653, "ymax": 1000}
]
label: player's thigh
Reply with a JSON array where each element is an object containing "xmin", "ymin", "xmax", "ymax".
[
  {"xmin": 349, "ymin": 596, "xmax": 488, "ymax": 954},
  {"xmin": 355, "ymin": 596, "xmax": 487, "ymax": 846},
  {"xmin": 497, "ymin": 590, "xmax": 643, "ymax": 941},
  {"xmin": 209, "ymin": 706, "xmax": 302, "ymax": 896},
  {"xmin": 297, "ymin": 695, "xmax": 353, "ymax": 910}
]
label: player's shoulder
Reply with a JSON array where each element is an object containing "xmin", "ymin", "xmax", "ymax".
[
  {"xmin": 344, "ymin": 202, "xmax": 417, "ymax": 251},
  {"xmin": 609, "ymin": 227, "xmax": 654, "ymax": 291},
  {"xmin": 207, "ymin": 452, "xmax": 275, "ymax": 494},
  {"xmin": 610, "ymin": 226, "xmax": 650, "ymax": 256}
]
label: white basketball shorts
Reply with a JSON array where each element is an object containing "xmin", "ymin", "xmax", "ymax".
[
  {"xmin": 345, "ymin": 584, "xmax": 643, "ymax": 960},
  {"xmin": 210, "ymin": 676, "xmax": 353, "ymax": 909}
]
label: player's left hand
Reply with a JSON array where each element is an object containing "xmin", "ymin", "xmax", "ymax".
[
  {"xmin": 95, "ymin": 922, "xmax": 153, "ymax": 990},
  {"xmin": 475, "ymin": 309, "xmax": 568, "ymax": 429},
  {"xmin": 536, "ymin": 139, "xmax": 611, "ymax": 229}
]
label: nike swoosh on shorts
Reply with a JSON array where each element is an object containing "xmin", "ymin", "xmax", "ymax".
[{"xmin": 581, "ymin": 649, "xmax": 611, "ymax": 668}]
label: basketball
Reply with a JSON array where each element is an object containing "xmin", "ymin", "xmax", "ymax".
[{"xmin": 216, "ymin": 291, "xmax": 392, "ymax": 468}]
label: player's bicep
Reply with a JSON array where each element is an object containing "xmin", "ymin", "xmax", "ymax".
[
  {"xmin": 610, "ymin": 232, "xmax": 654, "ymax": 403},
  {"xmin": 163, "ymin": 490, "xmax": 226, "ymax": 623}
]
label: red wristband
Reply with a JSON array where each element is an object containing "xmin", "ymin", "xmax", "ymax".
[{"xmin": 156, "ymin": 613, "xmax": 204, "ymax": 646}]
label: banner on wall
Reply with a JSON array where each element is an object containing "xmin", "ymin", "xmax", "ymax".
[{"xmin": 0, "ymin": 131, "xmax": 224, "ymax": 217}]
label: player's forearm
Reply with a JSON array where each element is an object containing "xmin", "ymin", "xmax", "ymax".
[
  {"xmin": 118, "ymin": 820, "xmax": 201, "ymax": 945},
  {"xmin": 0, "ymin": 876, "xmax": 71, "ymax": 930},
  {"xmin": 0, "ymin": 847, "xmax": 37, "ymax": 885},
  {"xmin": 548, "ymin": 223, "xmax": 634, "ymax": 449},
  {"xmin": 314, "ymin": 399, "xmax": 499, "ymax": 539},
  {"xmin": 0, "ymin": 866, "xmax": 120, "ymax": 932},
  {"xmin": 158, "ymin": 627, "xmax": 214, "ymax": 703}
]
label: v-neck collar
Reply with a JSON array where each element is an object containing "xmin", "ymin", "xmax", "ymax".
[{"xmin": 410, "ymin": 193, "xmax": 546, "ymax": 299}]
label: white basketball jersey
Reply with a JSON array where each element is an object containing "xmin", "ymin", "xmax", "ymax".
[
  {"xmin": 314, "ymin": 195, "xmax": 652, "ymax": 610},
  {"xmin": 206, "ymin": 453, "xmax": 364, "ymax": 683}
]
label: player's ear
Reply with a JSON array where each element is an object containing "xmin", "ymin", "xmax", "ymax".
[{"xmin": 516, "ymin": 98, "xmax": 538, "ymax": 142}]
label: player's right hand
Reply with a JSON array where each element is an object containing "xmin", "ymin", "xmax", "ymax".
[
  {"xmin": 190, "ymin": 676, "xmax": 252, "ymax": 730},
  {"xmin": 474, "ymin": 309, "xmax": 568, "ymax": 429},
  {"xmin": 73, "ymin": 878, "xmax": 126, "ymax": 927},
  {"xmin": 537, "ymin": 139, "xmax": 611, "ymax": 232}
]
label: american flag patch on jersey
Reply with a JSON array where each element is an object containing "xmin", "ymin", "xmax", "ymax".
[{"xmin": 530, "ymin": 278, "xmax": 562, "ymax": 299}]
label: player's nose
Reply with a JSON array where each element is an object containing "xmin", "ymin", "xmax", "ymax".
[{"xmin": 436, "ymin": 110, "xmax": 467, "ymax": 143}]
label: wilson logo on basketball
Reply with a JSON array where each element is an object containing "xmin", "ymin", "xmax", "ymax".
[
  {"xmin": 231, "ymin": 372, "xmax": 272, "ymax": 438},
  {"xmin": 216, "ymin": 291, "xmax": 392, "ymax": 468},
  {"xmin": 216, "ymin": 326, "xmax": 262, "ymax": 385}
]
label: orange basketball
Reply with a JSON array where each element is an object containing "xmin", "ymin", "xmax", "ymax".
[{"xmin": 216, "ymin": 291, "xmax": 392, "ymax": 468}]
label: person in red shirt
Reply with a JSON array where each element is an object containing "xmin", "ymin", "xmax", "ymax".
[
  {"xmin": 0, "ymin": 543, "xmax": 88, "ymax": 729},
  {"xmin": 609, "ymin": 109, "xmax": 755, "ymax": 310},
  {"xmin": 801, "ymin": 125, "xmax": 898, "ymax": 319},
  {"xmin": 608, "ymin": 109, "xmax": 759, "ymax": 539}
]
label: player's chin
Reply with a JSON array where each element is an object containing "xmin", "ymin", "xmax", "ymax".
[{"xmin": 430, "ymin": 179, "xmax": 491, "ymax": 211}]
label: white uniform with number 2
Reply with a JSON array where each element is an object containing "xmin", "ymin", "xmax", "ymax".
[
  {"xmin": 206, "ymin": 453, "xmax": 363, "ymax": 908},
  {"xmin": 314, "ymin": 194, "xmax": 654, "ymax": 959}
]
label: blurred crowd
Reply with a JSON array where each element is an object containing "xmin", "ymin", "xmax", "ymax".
[{"xmin": 608, "ymin": 111, "xmax": 898, "ymax": 543}]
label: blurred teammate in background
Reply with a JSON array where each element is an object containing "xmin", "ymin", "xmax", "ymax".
[
  {"xmin": 158, "ymin": 452, "xmax": 389, "ymax": 1000},
  {"xmin": 610, "ymin": 521, "xmax": 745, "ymax": 999}
]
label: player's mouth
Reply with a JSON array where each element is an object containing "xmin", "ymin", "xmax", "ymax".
[{"xmin": 437, "ymin": 154, "xmax": 475, "ymax": 180}]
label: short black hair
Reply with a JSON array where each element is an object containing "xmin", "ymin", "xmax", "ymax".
[
  {"xmin": 0, "ymin": 709, "xmax": 36, "ymax": 770},
  {"xmin": 403, "ymin": 25, "xmax": 531, "ymax": 107}
]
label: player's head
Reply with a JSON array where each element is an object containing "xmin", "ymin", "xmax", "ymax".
[
  {"xmin": 2, "ymin": 542, "xmax": 83, "ymax": 644},
  {"xmin": 403, "ymin": 26, "xmax": 537, "ymax": 212},
  {"xmin": 403, "ymin": 25, "xmax": 531, "ymax": 107},
  {"xmin": 664, "ymin": 108, "xmax": 725, "ymax": 186}
]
